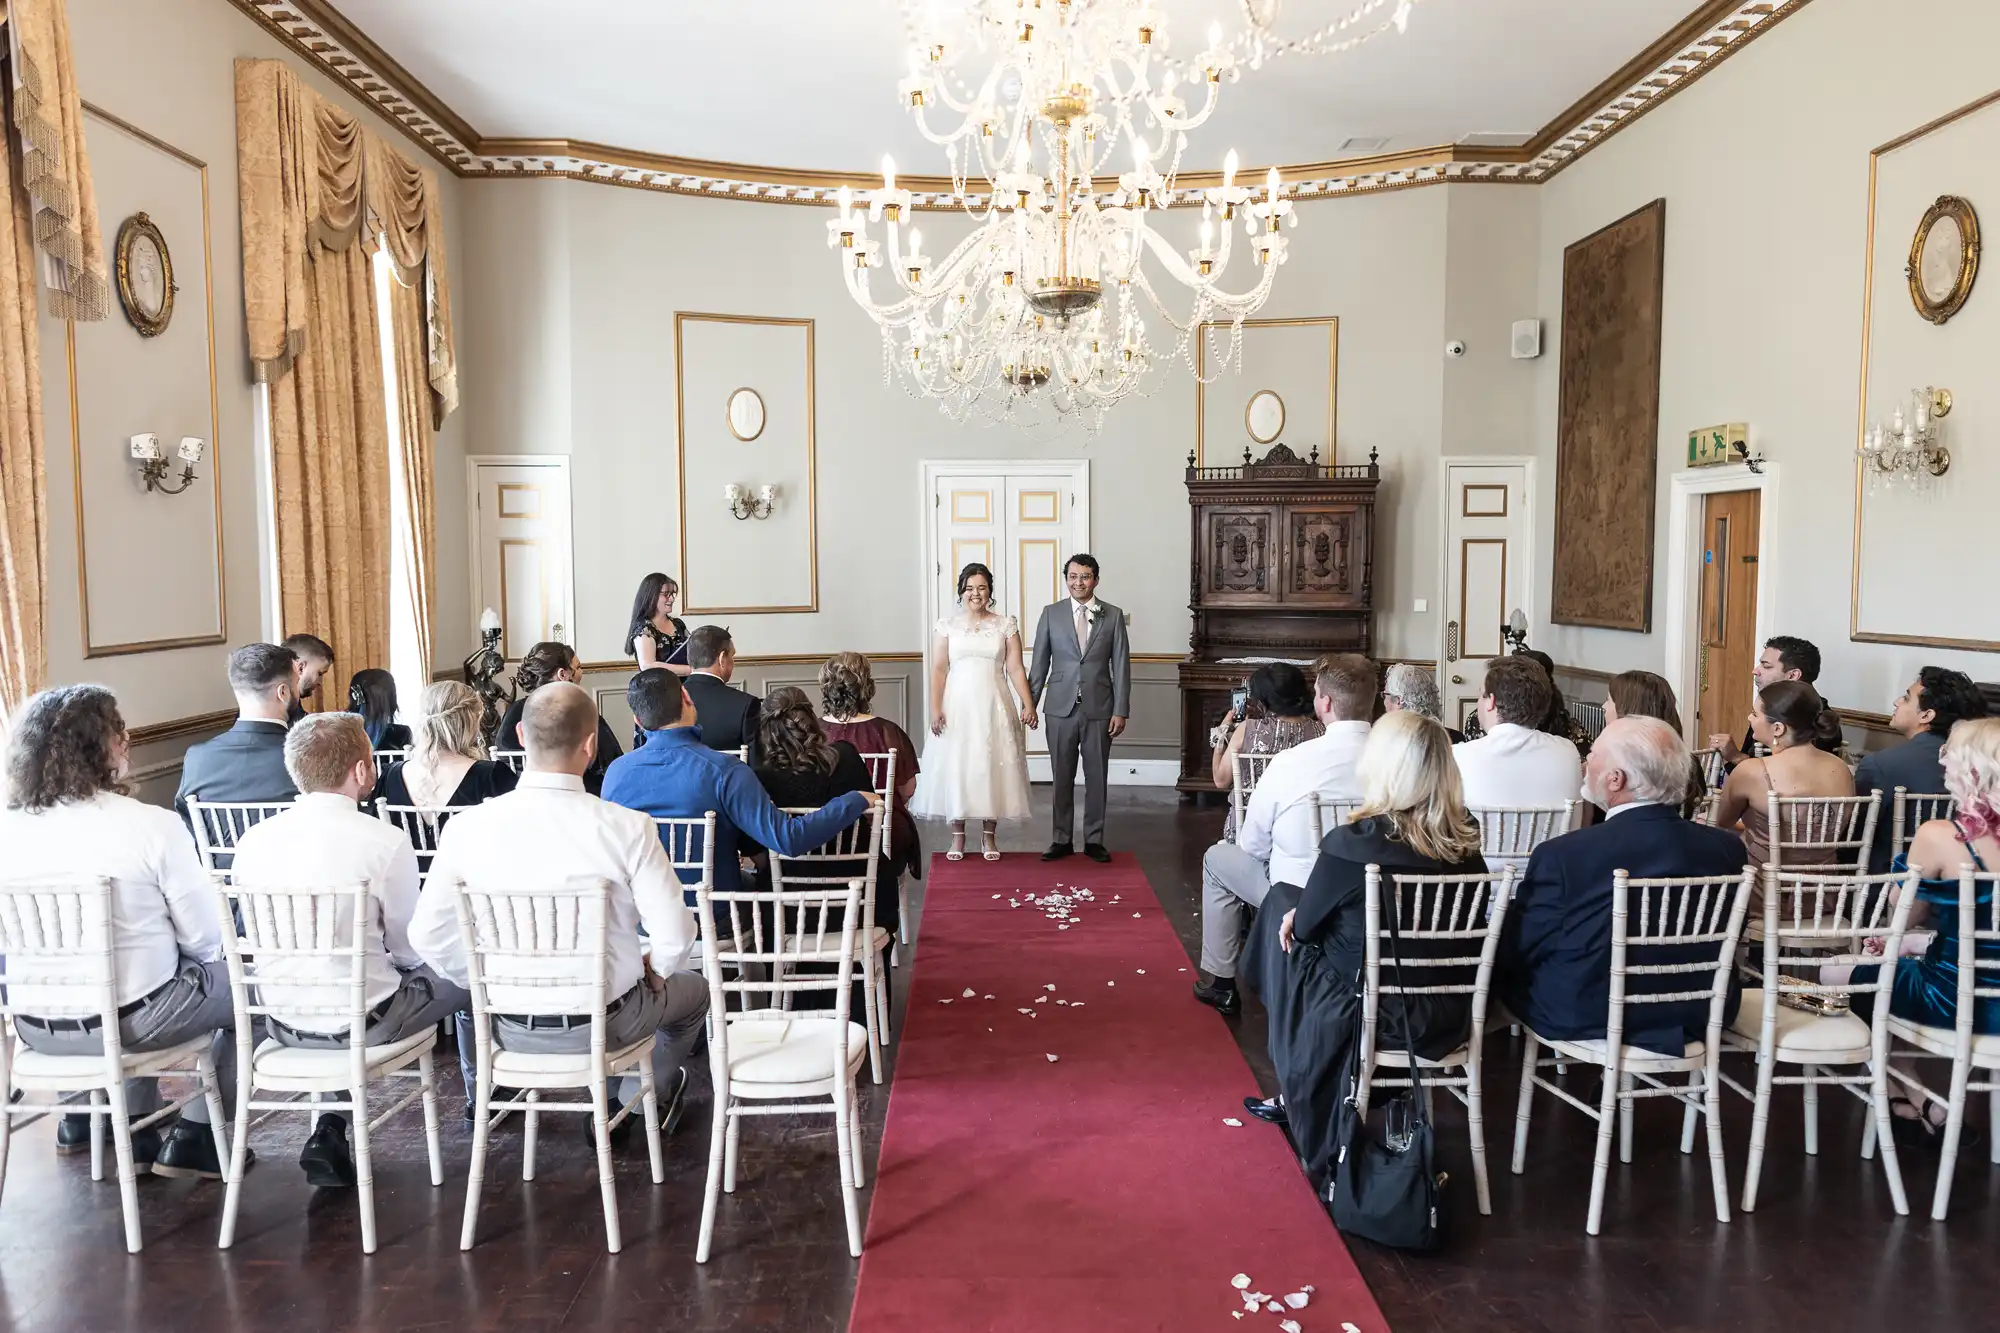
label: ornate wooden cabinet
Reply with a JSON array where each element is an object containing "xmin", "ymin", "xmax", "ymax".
[{"xmin": 1177, "ymin": 444, "xmax": 1381, "ymax": 793}]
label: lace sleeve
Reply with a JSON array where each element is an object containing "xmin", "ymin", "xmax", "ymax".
[
  {"xmin": 932, "ymin": 616, "xmax": 952, "ymax": 639},
  {"xmin": 1004, "ymin": 614, "xmax": 1021, "ymax": 640}
]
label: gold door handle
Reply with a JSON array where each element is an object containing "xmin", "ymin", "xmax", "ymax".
[
  {"xmin": 1445, "ymin": 619, "xmax": 1460, "ymax": 662},
  {"xmin": 1451, "ymin": 675, "xmax": 1465, "ymax": 685}
]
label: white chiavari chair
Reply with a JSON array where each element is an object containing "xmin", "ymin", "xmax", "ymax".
[
  {"xmin": 488, "ymin": 747, "xmax": 527, "ymax": 775},
  {"xmin": 1355, "ymin": 866, "xmax": 1518, "ymax": 1214},
  {"xmin": 1693, "ymin": 748, "xmax": 1727, "ymax": 791},
  {"xmin": 1470, "ymin": 802, "xmax": 1580, "ymax": 872},
  {"xmin": 373, "ymin": 803, "xmax": 469, "ymax": 886},
  {"xmin": 856, "ymin": 750, "xmax": 909, "ymax": 954},
  {"xmin": 653, "ymin": 815, "xmax": 718, "ymax": 979},
  {"xmin": 1306, "ymin": 792, "xmax": 1365, "ymax": 843},
  {"xmin": 694, "ymin": 874, "xmax": 867, "ymax": 1262},
  {"xmin": 370, "ymin": 748, "xmax": 409, "ymax": 781},
  {"xmin": 1510, "ymin": 867, "xmax": 1755, "ymax": 1235},
  {"xmin": 1880, "ymin": 867, "xmax": 2000, "ymax": 1220},
  {"xmin": 213, "ymin": 878, "xmax": 443, "ymax": 1254},
  {"xmin": 772, "ymin": 805, "xmax": 890, "ymax": 1084},
  {"xmin": 1719, "ymin": 869, "xmax": 1918, "ymax": 1213},
  {"xmin": 185, "ymin": 799, "xmax": 293, "ymax": 880},
  {"xmin": 1891, "ymin": 787, "xmax": 1957, "ymax": 866},
  {"xmin": 0, "ymin": 876, "xmax": 230, "ymax": 1253},
  {"xmin": 1231, "ymin": 751, "xmax": 1280, "ymax": 842},
  {"xmin": 1767, "ymin": 793, "xmax": 1880, "ymax": 878},
  {"xmin": 450, "ymin": 873, "xmax": 670, "ymax": 1254}
]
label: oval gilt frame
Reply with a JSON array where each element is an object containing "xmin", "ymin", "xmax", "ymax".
[
  {"xmin": 1906, "ymin": 194, "xmax": 1979, "ymax": 325},
  {"xmin": 1244, "ymin": 388, "xmax": 1286, "ymax": 445},
  {"xmin": 114, "ymin": 211, "xmax": 176, "ymax": 338}
]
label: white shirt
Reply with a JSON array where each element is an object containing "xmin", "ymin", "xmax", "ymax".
[
  {"xmin": 229, "ymin": 792, "xmax": 421, "ymax": 1032},
  {"xmin": 408, "ymin": 772, "xmax": 699, "ymax": 999},
  {"xmin": 1239, "ymin": 721, "xmax": 1372, "ymax": 887},
  {"xmin": 1454, "ymin": 722, "xmax": 1583, "ymax": 813},
  {"xmin": 0, "ymin": 792, "xmax": 221, "ymax": 1008},
  {"xmin": 1602, "ymin": 799, "xmax": 1663, "ymax": 819}
]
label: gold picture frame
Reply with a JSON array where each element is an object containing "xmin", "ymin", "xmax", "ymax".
[
  {"xmin": 114, "ymin": 211, "xmax": 176, "ymax": 337},
  {"xmin": 1906, "ymin": 194, "xmax": 1979, "ymax": 325}
]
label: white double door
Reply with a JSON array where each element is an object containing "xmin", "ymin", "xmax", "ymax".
[
  {"xmin": 923, "ymin": 461, "xmax": 1091, "ymax": 762},
  {"xmin": 1439, "ymin": 460, "xmax": 1533, "ymax": 730},
  {"xmin": 467, "ymin": 456, "xmax": 576, "ymax": 661}
]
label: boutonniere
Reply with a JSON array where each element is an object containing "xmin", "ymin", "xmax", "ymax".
[{"xmin": 1084, "ymin": 603, "xmax": 1106, "ymax": 625}]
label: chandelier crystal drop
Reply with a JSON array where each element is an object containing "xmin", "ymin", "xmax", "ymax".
[
  {"xmin": 1857, "ymin": 386, "xmax": 1953, "ymax": 497},
  {"xmin": 830, "ymin": 0, "xmax": 1298, "ymax": 427}
]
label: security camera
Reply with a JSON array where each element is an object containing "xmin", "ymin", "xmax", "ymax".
[{"xmin": 1445, "ymin": 339, "xmax": 1467, "ymax": 359}]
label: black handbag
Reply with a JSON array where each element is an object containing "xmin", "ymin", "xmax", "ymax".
[{"xmin": 1326, "ymin": 879, "xmax": 1447, "ymax": 1251}]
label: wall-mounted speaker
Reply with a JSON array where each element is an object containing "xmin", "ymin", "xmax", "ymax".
[{"xmin": 1510, "ymin": 319, "xmax": 1542, "ymax": 360}]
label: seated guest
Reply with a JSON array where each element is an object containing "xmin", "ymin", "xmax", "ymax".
[
  {"xmin": 1382, "ymin": 661, "xmax": 1459, "ymax": 742},
  {"xmin": 1708, "ymin": 634, "xmax": 1823, "ymax": 766},
  {"xmin": 1604, "ymin": 669, "xmax": 1706, "ymax": 819},
  {"xmin": 1827, "ymin": 716, "xmax": 2000, "ymax": 1139},
  {"xmin": 2, "ymin": 685, "xmax": 238, "ymax": 1178},
  {"xmin": 627, "ymin": 571, "xmax": 691, "ymax": 678},
  {"xmin": 1192, "ymin": 655, "xmax": 1375, "ymax": 1016},
  {"xmin": 346, "ymin": 667, "xmax": 412, "ymax": 751},
  {"xmin": 1715, "ymin": 679, "xmax": 1853, "ymax": 877},
  {"xmin": 379, "ymin": 681, "xmax": 519, "ymax": 810},
  {"xmin": 819, "ymin": 651, "xmax": 922, "ymax": 887},
  {"xmin": 1854, "ymin": 667, "xmax": 1988, "ymax": 872},
  {"xmin": 1519, "ymin": 649, "xmax": 1592, "ymax": 759},
  {"xmin": 603, "ymin": 670, "xmax": 877, "ymax": 905},
  {"xmin": 176, "ymin": 642, "xmax": 301, "ymax": 824},
  {"xmin": 230, "ymin": 714, "xmax": 469, "ymax": 1188},
  {"xmin": 282, "ymin": 632, "xmax": 335, "ymax": 726},
  {"xmin": 682, "ymin": 625, "xmax": 759, "ymax": 758},
  {"xmin": 1247, "ymin": 710, "xmax": 1488, "ymax": 1189},
  {"xmin": 496, "ymin": 640, "xmax": 624, "ymax": 794},
  {"xmin": 749, "ymin": 687, "xmax": 894, "ymax": 931},
  {"xmin": 411, "ymin": 683, "xmax": 709, "ymax": 1134},
  {"xmin": 1453, "ymin": 655, "xmax": 1582, "ymax": 812},
  {"xmin": 1498, "ymin": 717, "xmax": 1748, "ymax": 1055},
  {"xmin": 1212, "ymin": 662, "xmax": 1323, "ymax": 842}
]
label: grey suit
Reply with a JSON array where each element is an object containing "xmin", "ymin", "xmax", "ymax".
[
  {"xmin": 1028, "ymin": 598, "xmax": 1131, "ymax": 847},
  {"xmin": 174, "ymin": 718, "xmax": 296, "ymax": 825},
  {"xmin": 1853, "ymin": 731, "xmax": 1947, "ymax": 873}
]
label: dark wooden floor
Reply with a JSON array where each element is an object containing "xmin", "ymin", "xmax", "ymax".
[{"xmin": 2, "ymin": 787, "xmax": 1995, "ymax": 1332}]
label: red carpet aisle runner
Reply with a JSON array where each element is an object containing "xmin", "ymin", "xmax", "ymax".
[{"xmin": 847, "ymin": 854, "xmax": 1389, "ymax": 1333}]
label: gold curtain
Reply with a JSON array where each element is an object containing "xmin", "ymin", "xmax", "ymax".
[
  {"xmin": 0, "ymin": 54, "xmax": 48, "ymax": 717},
  {"xmin": 236, "ymin": 58, "xmax": 457, "ymax": 702},
  {"xmin": 2, "ymin": 0, "xmax": 106, "ymax": 321}
]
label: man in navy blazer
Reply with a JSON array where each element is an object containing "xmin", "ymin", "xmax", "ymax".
[
  {"xmin": 175, "ymin": 643, "xmax": 300, "ymax": 826},
  {"xmin": 1499, "ymin": 716, "xmax": 1750, "ymax": 1056},
  {"xmin": 1853, "ymin": 667, "xmax": 1987, "ymax": 872}
]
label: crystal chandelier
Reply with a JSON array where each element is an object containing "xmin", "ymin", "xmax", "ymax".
[
  {"xmin": 828, "ymin": 0, "xmax": 1297, "ymax": 426},
  {"xmin": 1857, "ymin": 386, "xmax": 1953, "ymax": 495}
]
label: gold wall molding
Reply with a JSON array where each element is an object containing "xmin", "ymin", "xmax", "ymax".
[
  {"xmin": 128, "ymin": 707, "xmax": 237, "ymax": 747},
  {"xmin": 226, "ymin": 0, "xmax": 1810, "ymax": 208},
  {"xmin": 71, "ymin": 104, "xmax": 227, "ymax": 659},
  {"xmin": 1197, "ymin": 316, "xmax": 1338, "ymax": 468}
]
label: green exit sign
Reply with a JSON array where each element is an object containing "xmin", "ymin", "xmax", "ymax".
[{"xmin": 1688, "ymin": 422, "xmax": 1747, "ymax": 468}]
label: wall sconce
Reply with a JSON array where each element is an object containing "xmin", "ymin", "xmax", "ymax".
[
  {"xmin": 130, "ymin": 433, "xmax": 205, "ymax": 495},
  {"xmin": 1858, "ymin": 386, "xmax": 1952, "ymax": 494},
  {"xmin": 725, "ymin": 482, "xmax": 778, "ymax": 521},
  {"xmin": 1501, "ymin": 607, "xmax": 1530, "ymax": 654}
]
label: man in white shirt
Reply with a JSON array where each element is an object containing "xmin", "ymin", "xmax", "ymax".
[
  {"xmin": 1193, "ymin": 656, "xmax": 1376, "ymax": 1015},
  {"xmin": 1, "ymin": 684, "xmax": 236, "ymax": 1179},
  {"xmin": 230, "ymin": 713, "xmax": 469, "ymax": 1189},
  {"xmin": 1453, "ymin": 655, "xmax": 1583, "ymax": 816},
  {"xmin": 410, "ymin": 682, "xmax": 708, "ymax": 1137}
]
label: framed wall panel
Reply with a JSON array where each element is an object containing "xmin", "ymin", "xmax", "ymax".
[{"xmin": 1194, "ymin": 317, "xmax": 1338, "ymax": 466}]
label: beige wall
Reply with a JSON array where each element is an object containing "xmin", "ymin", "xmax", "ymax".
[
  {"xmin": 42, "ymin": 0, "xmax": 467, "ymax": 746},
  {"xmin": 1528, "ymin": 0, "xmax": 2000, "ymax": 713}
]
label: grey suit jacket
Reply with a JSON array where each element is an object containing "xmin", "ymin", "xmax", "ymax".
[
  {"xmin": 1028, "ymin": 598, "xmax": 1131, "ymax": 720},
  {"xmin": 174, "ymin": 718, "xmax": 297, "ymax": 825},
  {"xmin": 1853, "ymin": 731, "xmax": 1948, "ymax": 873}
]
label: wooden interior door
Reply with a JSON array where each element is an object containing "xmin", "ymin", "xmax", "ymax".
[
  {"xmin": 1441, "ymin": 464, "xmax": 1529, "ymax": 731},
  {"xmin": 471, "ymin": 459, "xmax": 574, "ymax": 662},
  {"xmin": 1695, "ymin": 489, "xmax": 1762, "ymax": 744}
]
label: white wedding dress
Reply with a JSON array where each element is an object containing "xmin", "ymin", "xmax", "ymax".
[{"xmin": 909, "ymin": 613, "xmax": 1033, "ymax": 824}]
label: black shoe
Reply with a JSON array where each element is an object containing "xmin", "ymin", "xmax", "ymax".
[
  {"xmin": 1244, "ymin": 1095, "xmax": 1288, "ymax": 1126},
  {"xmin": 1192, "ymin": 977, "xmax": 1241, "ymax": 1016},
  {"xmin": 607, "ymin": 1067, "xmax": 690, "ymax": 1147},
  {"xmin": 1083, "ymin": 843, "xmax": 1112, "ymax": 864},
  {"xmin": 151, "ymin": 1120, "xmax": 231, "ymax": 1180},
  {"xmin": 463, "ymin": 1086, "xmax": 525, "ymax": 1126},
  {"xmin": 56, "ymin": 1112, "xmax": 91, "ymax": 1154},
  {"xmin": 299, "ymin": 1116, "xmax": 357, "ymax": 1188},
  {"xmin": 1041, "ymin": 843, "xmax": 1074, "ymax": 862}
]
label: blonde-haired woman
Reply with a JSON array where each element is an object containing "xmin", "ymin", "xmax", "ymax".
[
  {"xmin": 1242, "ymin": 710, "xmax": 1489, "ymax": 1190},
  {"xmin": 378, "ymin": 680, "xmax": 520, "ymax": 809}
]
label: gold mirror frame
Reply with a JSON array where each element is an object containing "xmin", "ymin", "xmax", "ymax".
[
  {"xmin": 1906, "ymin": 194, "xmax": 1979, "ymax": 325},
  {"xmin": 114, "ymin": 211, "xmax": 175, "ymax": 338},
  {"xmin": 1244, "ymin": 388, "xmax": 1286, "ymax": 445},
  {"xmin": 725, "ymin": 386, "xmax": 766, "ymax": 442}
]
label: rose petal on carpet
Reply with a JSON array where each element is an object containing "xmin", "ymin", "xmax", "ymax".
[{"xmin": 847, "ymin": 853, "xmax": 1390, "ymax": 1333}]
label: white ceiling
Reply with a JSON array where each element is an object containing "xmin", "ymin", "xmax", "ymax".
[{"xmin": 333, "ymin": 0, "xmax": 1702, "ymax": 174}]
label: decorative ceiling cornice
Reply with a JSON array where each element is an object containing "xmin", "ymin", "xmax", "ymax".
[{"xmin": 230, "ymin": 0, "xmax": 1809, "ymax": 207}]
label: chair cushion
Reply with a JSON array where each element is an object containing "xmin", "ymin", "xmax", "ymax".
[
  {"xmin": 1727, "ymin": 989, "xmax": 1872, "ymax": 1056},
  {"xmin": 1538, "ymin": 1033, "xmax": 1705, "ymax": 1071},
  {"xmin": 776, "ymin": 927, "xmax": 892, "ymax": 959},
  {"xmin": 725, "ymin": 1017, "xmax": 870, "ymax": 1085},
  {"xmin": 486, "ymin": 1037, "xmax": 656, "ymax": 1086},
  {"xmin": 9, "ymin": 1034, "xmax": 213, "ymax": 1089},
  {"xmin": 1888, "ymin": 1017, "xmax": 2000, "ymax": 1064},
  {"xmin": 248, "ymin": 1028, "xmax": 437, "ymax": 1080}
]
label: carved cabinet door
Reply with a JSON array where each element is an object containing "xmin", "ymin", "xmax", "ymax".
[
  {"xmin": 1199, "ymin": 506, "xmax": 1278, "ymax": 605},
  {"xmin": 1281, "ymin": 504, "xmax": 1367, "ymax": 606}
]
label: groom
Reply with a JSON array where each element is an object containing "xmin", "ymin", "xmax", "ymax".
[{"xmin": 1028, "ymin": 553, "xmax": 1132, "ymax": 864}]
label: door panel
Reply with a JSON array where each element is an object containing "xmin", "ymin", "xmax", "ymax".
[
  {"xmin": 1283, "ymin": 505, "xmax": 1363, "ymax": 604},
  {"xmin": 1442, "ymin": 465, "xmax": 1529, "ymax": 729},
  {"xmin": 474, "ymin": 462, "xmax": 574, "ymax": 661},
  {"xmin": 1695, "ymin": 489, "xmax": 1762, "ymax": 745}
]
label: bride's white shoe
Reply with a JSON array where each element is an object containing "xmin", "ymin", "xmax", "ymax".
[
  {"xmin": 946, "ymin": 830, "xmax": 966, "ymax": 862},
  {"xmin": 982, "ymin": 829, "xmax": 1001, "ymax": 862}
]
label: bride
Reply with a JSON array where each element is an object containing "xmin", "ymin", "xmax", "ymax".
[{"xmin": 911, "ymin": 562, "xmax": 1038, "ymax": 861}]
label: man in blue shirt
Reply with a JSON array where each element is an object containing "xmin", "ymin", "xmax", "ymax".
[{"xmin": 603, "ymin": 669, "xmax": 876, "ymax": 899}]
